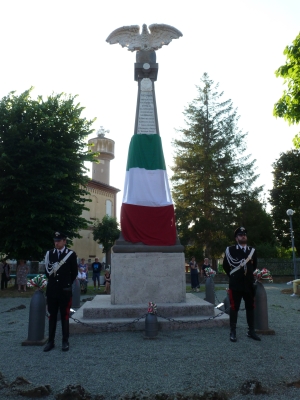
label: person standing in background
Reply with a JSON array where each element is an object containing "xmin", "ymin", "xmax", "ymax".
[
  {"xmin": 201, "ymin": 258, "xmax": 210, "ymax": 278},
  {"xmin": 16, "ymin": 260, "xmax": 29, "ymax": 292},
  {"xmin": 91, "ymin": 257, "xmax": 102, "ymax": 290},
  {"xmin": 1, "ymin": 260, "xmax": 10, "ymax": 290},
  {"xmin": 78, "ymin": 258, "xmax": 89, "ymax": 282},
  {"xmin": 189, "ymin": 256, "xmax": 200, "ymax": 292}
]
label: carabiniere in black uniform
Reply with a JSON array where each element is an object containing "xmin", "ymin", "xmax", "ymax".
[
  {"xmin": 43, "ymin": 231, "xmax": 78, "ymax": 352},
  {"xmin": 223, "ymin": 226, "xmax": 261, "ymax": 342}
]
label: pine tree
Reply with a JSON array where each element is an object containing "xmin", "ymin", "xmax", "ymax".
[{"xmin": 171, "ymin": 73, "xmax": 261, "ymax": 260}]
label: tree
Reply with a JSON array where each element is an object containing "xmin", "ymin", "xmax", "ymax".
[
  {"xmin": 0, "ymin": 89, "xmax": 96, "ymax": 261},
  {"xmin": 93, "ymin": 215, "xmax": 120, "ymax": 265},
  {"xmin": 236, "ymin": 196, "xmax": 275, "ymax": 246},
  {"xmin": 171, "ymin": 73, "xmax": 261, "ymax": 260},
  {"xmin": 273, "ymin": 32, "xmax": 300, "ymax": 148},
  {"xmin": 269, "ymin": 150, "xmax": 300, "ymax": 254},
  {"xmin": 235, "ymin": 196, "xmax": 277, "ymax": 257}
]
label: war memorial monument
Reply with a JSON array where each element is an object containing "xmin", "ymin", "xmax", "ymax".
[{"xmin": 70, "ymin": 24, "xmax": 228, "ymax": 332}]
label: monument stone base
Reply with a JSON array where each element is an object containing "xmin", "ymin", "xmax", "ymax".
[
  {"xmin": 69, "ymin": 294, "xmax": 229, "ymax": 333},
  {"xmin": 111, "ymin": 252, "xmax": 185, "ymax": 305}
]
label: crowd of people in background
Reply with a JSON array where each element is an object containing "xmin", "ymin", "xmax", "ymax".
[
  {"xmin": 75, "ymin": 257, "xmax": 111, "ymax": 294},
  {"xmin": 0, "ymin": 255, "xmax": 112, "ymax": 295}
]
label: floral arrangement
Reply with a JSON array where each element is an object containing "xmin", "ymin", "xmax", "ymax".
[
  {"xmin": 147, "ymin": 302, "xmax": 157, "ymax": 315},
  {"xmin": 27, "ymin": 274, "xmax": 48, "ymax": 289},
  {"xmin": 205, "ymin": 267, "xmax": 216, "ymax": 278},
  {"xmin": 253, "ymin": 268, "xmax": 273, "ymax": 283}
]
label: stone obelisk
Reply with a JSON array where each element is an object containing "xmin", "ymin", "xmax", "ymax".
[{"xmin": 107, "ymin": 24, "xmax": 185, "ymax": 305}]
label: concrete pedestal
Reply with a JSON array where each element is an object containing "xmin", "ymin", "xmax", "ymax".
[
  {"xmin": 69, "ymin": 294, "xmax": 229, "ymax": 333},
  {"xmin": 111, "ymin": 252, "xmax": 185, "ymax": 304}
]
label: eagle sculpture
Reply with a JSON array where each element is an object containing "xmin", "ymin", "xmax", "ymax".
[{"xmin": 106, "ymin": 23, "xmax": 182, "ymax": 52}]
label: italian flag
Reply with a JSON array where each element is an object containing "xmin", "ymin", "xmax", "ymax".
[{"xmin": 121, "ymin": 134, "xmax": 176, "ymax": 245}]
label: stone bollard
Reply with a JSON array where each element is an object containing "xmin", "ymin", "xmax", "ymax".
[
  {"xmin": 205, "ymin": 277, "xmax": 215, "ymax": 305},
  {"xmin": 221, "ymin": 291, "xmax": 230, "ymax": 315},
  {"xmin": 22, "ymin": 290, "xmax": 47, "ymax": 345},
  {"xmin": 72, "ymin": 279, "xmax": 81, "ymax": 309},
  {"xmin": 144, "ymin": 313, "xmax": 158, "ymax": 338},
  {"xmin": 254, "ymin": 281, "xmax": 275, "ymax": 335}
]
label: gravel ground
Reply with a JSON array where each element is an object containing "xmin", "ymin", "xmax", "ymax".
[{"xmin": 0, "ymin": 284, "xmax": 300, "ymax": 399}]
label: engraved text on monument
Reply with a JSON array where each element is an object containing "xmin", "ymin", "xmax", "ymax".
[{"xmin": 137, "ymin": 91, "xmax": 157, "ymax": 134}]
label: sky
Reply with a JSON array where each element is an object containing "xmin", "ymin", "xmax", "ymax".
[{"xmin": 0, "ymin": 0, "xmax": 299, "ymax": 219}]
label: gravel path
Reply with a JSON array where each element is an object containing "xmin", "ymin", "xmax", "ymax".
[{"xmin": 0, "ymin": 284, "xmax": 300, "ymax": 399}]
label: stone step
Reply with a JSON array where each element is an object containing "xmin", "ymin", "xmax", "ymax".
[
  {"xmin": 82, "ymin": 294, "xmax": 214, "ymax": 319},
  {"xmin": 69, "ymin": 294, "xmax": 229, "ymax": 333},
  {"xmin": 70, "ymin": 312, "xmax": 229, "ymax": 333}
]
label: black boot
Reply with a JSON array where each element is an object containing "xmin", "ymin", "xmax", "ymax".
[
  {"xmin": 61, "ymin": 320, "xmax": 69, "ymax": 351},
  {"xmin": 246, "ymin": 309, "xmax": 261, "ymax": 341},
  {"xmin": 247, "ymin": 329, "xmax": 261, "ymax": 341},
  {"xmin": 43, "ymin": 341, "xmax": 55, "ymax": 352},
  {"xmin": 230, "ymin": 324, "xmax": 237, "ymax": 342},
  {"xmin": 43, "ymin": 319, "xmax": 56, "ymax": 352},
  {"xmin": 229, "ymin": 308, "xmax": 238, "ymax": 342}
]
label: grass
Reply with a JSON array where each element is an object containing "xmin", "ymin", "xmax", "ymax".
[
  {"xmin": 0, "ymin": 280, "xmax": 108, "ymax": 298},
  {"xmin": 0, "ymin": 281, "xmax": 227, "ymax": 298}
]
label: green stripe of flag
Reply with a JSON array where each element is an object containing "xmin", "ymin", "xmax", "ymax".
[{"xmin": 126, "ymin": 134, "xmax": 166, "ymax": 171}]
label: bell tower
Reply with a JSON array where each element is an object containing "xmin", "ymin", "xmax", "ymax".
[{"xmin": 88, "ymin": 127, "xmax": 115, "ymax": 184}]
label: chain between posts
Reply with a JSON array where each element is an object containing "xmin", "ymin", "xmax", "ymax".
[
  {"xmin": 70, "ymin": 301, "xmax": 231, "ymax": 332},
  {"xmin": 213, "ymin": 287, "xmax": 245, "ymax": 312},
  {"xmin": 70, "ymin": 313, "xmax": 148, "ymax": 332}
]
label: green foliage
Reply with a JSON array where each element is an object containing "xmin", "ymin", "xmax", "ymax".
[
  {"xmin": 275, "ymin": 246, "xmax": 293, "ymax": 259},
  {"xmin": 235, "ymin": 196, "xmax": 276, "ymax": 247},
  {"xmin": 254, "ymin": 243, "xmax": 280, "ymax": 259},
  {"xmin": 0, "ymin": 89, "xmax": 96, "ymax": 260},
  {"xmin": 93, "ymin": 215, "xmax": 120, "ymax": 256},
  {"xmin": 273, "ymin": 32, "xmax": 300, "ymax": 147},
  {"xmin": 171, "ymin": 73, "xmax": 261, "ymax": 258},
  {"xmin": 269, "ymin": 150, "xmax": 300, "ymax": 255}
]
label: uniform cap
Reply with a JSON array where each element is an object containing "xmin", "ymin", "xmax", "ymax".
[
  {"xmin": 234, "ymin": 227, "xmax": 247, "ymax": 237},
  {"xmin": 53, "ymin": 231, "xmax": 67, "ymax": 241}
]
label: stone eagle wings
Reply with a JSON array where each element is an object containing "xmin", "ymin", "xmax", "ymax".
[{"xmin": 106, "ymin": 23, "xmax": 182, "ymax": 52}]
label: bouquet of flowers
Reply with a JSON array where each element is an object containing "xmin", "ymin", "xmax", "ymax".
[
  {"xmin": 27, "ymin": 274, "xmax": 48, "ymax": 289},
  {"xmin": 253, "ymin": 268, "xmax": 273, "ymax": 283},
  {"xmin": 205, "ymin": 267, "xmax": 216, "ymax": 278},
  {"xmin": 147, "ymin": 301, "xmax": 157, "ymax": 315}
]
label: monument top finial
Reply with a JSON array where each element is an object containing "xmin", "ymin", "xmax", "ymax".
[{"xmin": 106, "ymin": 23, "xmax": 182, "ymax": 52}]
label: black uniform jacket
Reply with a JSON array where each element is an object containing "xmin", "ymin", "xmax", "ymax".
[
  {"xmin": 223, "ymin": 245, "xmax": 257, "ymax": 292},
  {"xmin": 45, "ymin": 248, "xmax": 78, "ymax": 296}
]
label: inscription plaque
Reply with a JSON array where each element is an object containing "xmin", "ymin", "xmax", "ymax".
[{"xmin": 137, "ymin": 91, "xmax": 157, "ymax": 135}]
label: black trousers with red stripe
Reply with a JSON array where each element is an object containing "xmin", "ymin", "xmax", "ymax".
[
  {"xmin": 228, "ymin": 289, "xmax": 255, "ymax": 330},
  {"xmin": 47, "ymin": 290, "xmax": 72, "ymax": 343}
]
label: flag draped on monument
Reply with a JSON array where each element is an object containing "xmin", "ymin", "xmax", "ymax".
[
  {"xmin": 107, "ymin": 24, "xmax": 183, "ymax": 247},
  {"xmin": 121, "ymin": 133, "xmax": 176, "ymax": 245}
]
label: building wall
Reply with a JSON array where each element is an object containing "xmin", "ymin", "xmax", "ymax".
[{"xmin": 71, "ymin": 184, "xmax": 118, "ymax": 263}]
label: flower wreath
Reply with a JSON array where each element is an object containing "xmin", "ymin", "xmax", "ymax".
[
  {"xmin": 27, "ymin": 274, "xmax": 48, "ymax": 289},
  {"xmin": 205, "ymin": 267, "xmax": 216, "ymax": 278},
  {"xmin": 253, "ymin": 268, "xmax": 273, "ymax": 283}
]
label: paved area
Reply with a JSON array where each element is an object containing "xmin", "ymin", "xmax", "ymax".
[{"xmin": 0, "ymin": 283, "xmax": 300, "ymax": 399}]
